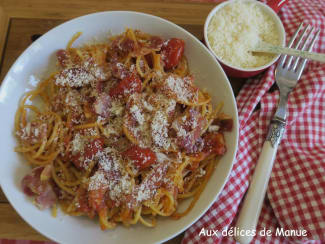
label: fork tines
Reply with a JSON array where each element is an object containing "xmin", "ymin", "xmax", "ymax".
[{"xmin": 279, "ymin": 22, "xmax": 320, "ymax": 74}]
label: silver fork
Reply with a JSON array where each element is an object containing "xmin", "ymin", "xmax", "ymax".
[{"xmin": 235, "ymin": 23, "xmax": 320, "ymax": 244}]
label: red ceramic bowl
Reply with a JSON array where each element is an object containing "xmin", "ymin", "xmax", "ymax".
[{"xmin": 204, "ymin": 0, "xmax": 286, "ymax": 78}]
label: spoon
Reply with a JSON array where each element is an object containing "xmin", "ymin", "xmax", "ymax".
[{"xmin": 251, "ymin": 37, "xmax": 325, "ymax": 63}]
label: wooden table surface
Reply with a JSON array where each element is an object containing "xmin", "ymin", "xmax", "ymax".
[{"xmin": 0, "ymin": 0, "xmax": 244, "ymax": 242}]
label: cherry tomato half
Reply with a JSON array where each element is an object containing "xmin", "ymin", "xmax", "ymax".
[
  {"xmin": 109, "ymin": 73, "xmax": 142, "ymax": 98},
  {"xmin": 161, "ymin": 38, "xmax": 185, "ymax": 70},
  {"xmin": 85, "ymin": 138, "xmax": 104, "ymax": 159},
  {"xmin": 122, "ymin": 145, "xmax": 157, "ymax": 170},
  {"xmin": 70, "ymin": 138, "xmax": 104, "ymax": 169}
]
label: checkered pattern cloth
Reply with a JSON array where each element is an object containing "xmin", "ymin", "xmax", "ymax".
[
  {"xmin": 182, "ymin": 0, "xmax": 325, "ymax": 243},
  {"xmin": 1, "ymin": 1, "xmax": 324, "ymax": 244}
]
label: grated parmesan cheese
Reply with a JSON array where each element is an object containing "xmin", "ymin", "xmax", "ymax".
[
  {"xmin": 151, "ymin": 111, "xmax": 170, "ymax": 150},
  {"xmin": 166, "ymin": 99, "xmax": 176, "ymax": 114},
  {"xmin": 130, "ymin": 162, "xmax": 169, "ymax": 208},
  {"xmin": 165, "ymin": 75, "xmax": 197, "ymax": 103},
  {"xmin": 88, "ymin": 147, "xmax": 132, "ymax": 205},
  {"xmin": 142, "ymin": 100, "xmax": 154, "ymax": 112},
  {"xmin": 135, "ymin": 183, "xmax": 152, "ymax": 203},
  {"xmin": 55, "ymin": 67, "xmax": 95, "ymax": 87},
  {"xmin": 130, "ymin": 104, "xmax": 145, "ymax": 125},
  {"xmin": 71, "ymin": 133, "xmax": 85, "ymax": 155},
  {"xmin": 207, "ymin": 1, "xmax": 280, "ymax": 68},
  {"xmin": 177, "ymin": 127, "xmax": 187, "ymax": 138},
  {"xmin": 88, "ymin": 171, "xmax": 108, "ymax": 191}
]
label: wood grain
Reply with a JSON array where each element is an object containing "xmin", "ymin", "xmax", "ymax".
[
  {"xmin": 0, "ymin": 202, "xmax": 183, "ymax": 243},
  {"xmin": 0, "ymin": 19, "xmax": 203, "ymax": 81},
  {"xmin": 0, "ymin": 6, "xmax": 9, "ymax": 66},
  {"xmin": 2, "ymin": 0, "xmax": 216, "ymax": 25},
  {"xmin": 0, "ymin": 18, "xmax": 65, "ymax": 81},
  {"xmin": 0, "ymin": 203, "xmax": 48, "ymax": 241},
  {"xmin": 0, "ymin": 188, "xmax": 7, "ymax": 203}
]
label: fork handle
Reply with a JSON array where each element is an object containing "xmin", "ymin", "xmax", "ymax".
[
  {"xmin": 234, "ymin": 118, "xmax": 285, "ymax": 244},
  {"xmin": 234, "ymin": 140, "xmax": 279, "ymax": 244}
]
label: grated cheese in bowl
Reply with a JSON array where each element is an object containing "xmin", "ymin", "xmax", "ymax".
[{"xmin": 206, "ymin": 0, "xmax": 283, "ymax": 69}]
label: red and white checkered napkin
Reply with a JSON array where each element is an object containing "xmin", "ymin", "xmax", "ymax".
[{"xmin": 182, "ymin": 0, "xmax": 325, "ymax": 243}]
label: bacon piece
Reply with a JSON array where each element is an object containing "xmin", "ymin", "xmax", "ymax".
[
  {"xmin": 96, "ymin": 80, "xmax": 105, "ymax": 93},
  {"xmin": 88, "ymin": 63, "xmax": 112, "ymax": 83},
  {"xmin": 93, "ymin": 93, "xmax": 111, "ymax": 118},
  {"xmin": 172, "ymin": 108, "xmax": 207, "ymax": 153},
  {"xmin": 88, "ymin": 148, "xmax": 132, "ymax": 210},
  {"xmin": 55, "ymin": 67, "xmax": 96, "ymax": 88},
  {"xmin": 163, "ymin": 179, "xmax": 178, "ymax": 200},
  {"xmin": 65, "ymin": 90, "xmax": 85, "ymax": 124},
  {"xmin": 159, "ymin": 74, "xmax": 199, "ymax": 105},
  {"xmin": 131, "ymin": 35, "xmax": 164, "ymax": 57},
  {"xmin": 110, "ymin": 36, "xmax": 140, "ymax": 61},
  {"xmin": 106, "ymin": 48, "xmax": 119, "ymax": 63},
  {"xmin": 123, "ymin": 94, "xmax": 152, "ymax": 147},
  {"xmin": 203, "ymin": 132, "xmax": 226, "ymax": 156},
  {"xmin": 52, "ymin": 88, "xmax": 84, "ymax": 125},
  {"xmin": 147, "ymin": 93, "xmax": 176, "ymax": 119},
  {"xmin": 55, "ymin": 48, "xmax": 85, "ymax": 69},
  {"xmin": 21, "ymin": 167, "xmax": 44, "ymax": 196},
  {"xmin": 56, "ymin": 49, "xmax": 69, "ymax": 68},
  {"xmin": 120, "ymin": 38, "xmax": 135, "ymax": 52},
  {"xmin": 127, "ymin": 162, "xmax": 169, "ymax": 209},
  {"xmin": 149, "ymin": 36, "xmax": 163, "ymax": 49},
  {"xmin": 110, "ymin": 62, "xmax": 130, "ymax": 80},
  {"xmin": 35, "ymin": 183, "xmax": 57, "ymax": 209},
  {"xmin": 56, "ymin": 47, "xmax": 111, "ymax": 88},
  {"xmin": 111, "ymin": 37, "xmax": 135, "ymax": 54},
  {"xmin": 21, "ymin": 166, "xmax": 56, "ymax": 209},
  {"xmin": 213, "ymin": 117, "xmax": 233, "ymax": 132},
  {"xmin": 51, "ymin": 87, "xmax": 67, "ymax": 112}
]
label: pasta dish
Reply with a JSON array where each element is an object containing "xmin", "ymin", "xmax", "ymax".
[{"xmin": 14, "ymin": 29, "xmax": 232, "ymax": 230}]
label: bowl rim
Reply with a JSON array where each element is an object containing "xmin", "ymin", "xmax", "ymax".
[
  {"xmin": 0, "ymin": 10, "xmax": 239, "ymax": 244},
  {"xmin": 203, "ymin": 0, "xmax": 286, "ymax": 72}
]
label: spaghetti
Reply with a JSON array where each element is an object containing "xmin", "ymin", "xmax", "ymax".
[{"xmin": 15, "ymin": 29, "xmax": 233, "ymax": 230}]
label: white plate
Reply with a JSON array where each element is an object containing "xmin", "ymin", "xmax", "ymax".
[{"xmin": 0, "ymin": 11, "xmax": 238, "ymax": 244}]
